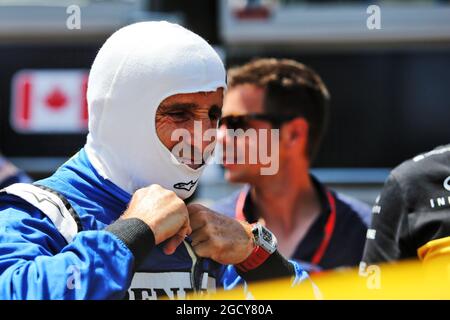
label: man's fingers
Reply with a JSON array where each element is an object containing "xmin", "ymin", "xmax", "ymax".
[
  {"xmin": 163, "ymin": 234, "xmax": 185, "ymax": 255},
  {"xmin": 186, "ymin": 223, "xmax": 192, "ymax": 236},
  {"xmin": 190, "ymin": 227, "xmax": 210, "ymax": 247},
  {"xmin": 163, "ymin": 219, "xmax": 191, "ymax": 255},
  {"xmin": 191, "ymin": 241, "xmax": 210, "ymax": 258},
  {"xmin": 182, "ymin": 215, "xmax": 192, "ymax": 236},
  {"xmin": 187, "ymin": 203, "xmax": 206, "ymax": 214},
  {"xmin": 188, "ymin": 208, "xmax": 208, "ymax": 231}
]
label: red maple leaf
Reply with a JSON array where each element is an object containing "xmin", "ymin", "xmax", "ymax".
[{"xmin": 45, "ymin": 88, "xmax": 67, "ymax": 110}]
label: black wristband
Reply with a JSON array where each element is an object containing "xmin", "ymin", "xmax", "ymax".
[
  {"xmin": 105, "ymin": 218, "xmax": 155, "ymax": 267},
  {"xmin": 236, "ymin": 250, "xmax": 295, "ymax": 283}
]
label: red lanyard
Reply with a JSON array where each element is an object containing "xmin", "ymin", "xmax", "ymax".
[{"xmin": 235, "ymin": 188, "xmax": 336, "ymax": 266}]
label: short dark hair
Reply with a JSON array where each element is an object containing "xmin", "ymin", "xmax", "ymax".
[{"xmin": 227, "ymin": 58, "xmax": 330, "ymax": 161}]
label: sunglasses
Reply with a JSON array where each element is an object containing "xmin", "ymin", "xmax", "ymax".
[{"xmin": 219, "ymin": 113, "xmax": 298, "ymax": 131}]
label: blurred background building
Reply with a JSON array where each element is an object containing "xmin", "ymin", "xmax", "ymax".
[{"xmin": 1, "ymin": 0, "xmax": 449, "ymax": 205}]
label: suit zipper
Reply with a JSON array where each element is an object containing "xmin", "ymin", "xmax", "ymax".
[{"xmin": 183, "ymin": 240, "xmax": 201, "ymax": 293}]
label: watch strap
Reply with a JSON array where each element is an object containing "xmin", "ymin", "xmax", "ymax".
[{"xmin": 235, "ymin": 244, "xmax": 271, "ymax": 272}]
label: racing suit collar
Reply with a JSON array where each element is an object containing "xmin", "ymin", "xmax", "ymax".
[{"xmin": 61, "ymin": 148, "xmax": 132, "ymax": 220}]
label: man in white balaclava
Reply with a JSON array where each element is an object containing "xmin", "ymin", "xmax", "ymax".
[
  {"xmin": 85, "ymin": 21, "xmax": 225, "ymax": 199},
  {"xmin": 0, "ymin": 22, "xmax": 307, "ymax": 300}
]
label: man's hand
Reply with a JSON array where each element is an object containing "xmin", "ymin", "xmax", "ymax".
[
  {"xmin": 187, "ymin": 204, "xmax": 254, "ymax": 265},
  {"xmin": 122, "ymin": 184, "xmax": 191, "ymax": 255}
]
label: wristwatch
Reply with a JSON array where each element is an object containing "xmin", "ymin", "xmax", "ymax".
[{"xmin": 236, "ymin": 223, "xmax": 278, "ymax": 272}]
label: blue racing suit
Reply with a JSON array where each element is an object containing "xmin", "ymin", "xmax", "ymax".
[{"xmin": 0, "ymin": 148, "xmax": 307, "ymax": 299}]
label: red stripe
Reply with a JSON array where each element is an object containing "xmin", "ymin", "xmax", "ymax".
[
  {"xmin": 235, "ymin": 189, "xmax": 248, "ymax": 222},
  {"xmin": 311, "ymin": 191, "xmax": 336, "ymax": 265},
  {"xmin": 19, "ymin": 74, "xmax": 31, "ymax": 128},
  {"xmin": 236, "ymin": 245, "xmax": 271, "ymax": 272},
  {"xmin": 81, "ymin": 73, "xmax": 88, "ymax": 125}
]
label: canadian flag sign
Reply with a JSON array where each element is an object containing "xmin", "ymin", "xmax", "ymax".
[{"xmin": 11, "ymin": 69, "xmax": 89, "ymax": 133}]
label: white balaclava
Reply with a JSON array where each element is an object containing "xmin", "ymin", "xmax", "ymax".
[{"xmin": 84, "ymin": 21, "xmax": 226, "ymax": 199}]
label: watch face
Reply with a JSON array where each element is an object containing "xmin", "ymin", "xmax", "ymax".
[
  {"xmin": 254, "ymin": 224, "xmax": 277, "ymax": 254},
  {"xmin": 261, "ymin": 228, "xmax": 273, "ymax": 243}
]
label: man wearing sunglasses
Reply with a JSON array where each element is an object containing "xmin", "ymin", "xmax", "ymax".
[{"xmin": 213, "ymin": 58, "xmax": 371, "ymax": 272}]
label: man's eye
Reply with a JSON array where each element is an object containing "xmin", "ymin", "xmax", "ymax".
[{"xmin": 167, "ymin": 112, "xmax": 190, "ymax": 121}]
